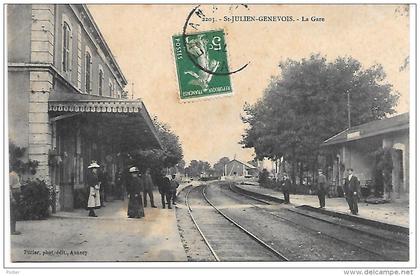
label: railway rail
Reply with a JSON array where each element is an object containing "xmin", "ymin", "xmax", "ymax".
[
  {"xmin": 184, "ymin": 184, "xmax": 289, "ymax": 262},
  {"xmin": 226, "ymin": 182, "xmax": 409, "ymax": 261}
]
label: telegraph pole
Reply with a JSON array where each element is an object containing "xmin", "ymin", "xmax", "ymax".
[
  {"xmin": 131, "ymin": 82, "xmax": 134, "ymax": 99},
  {"xmin": 347, "ymin": 89, "xmax": 351, "ymax": 129}
]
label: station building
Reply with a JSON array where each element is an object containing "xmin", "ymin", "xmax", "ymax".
[
  {"xmin": 224, "ymin": 159, "xmax": 258, "ymax": 177},
  {"xmin": 322, "ymin": 113, "xmax": 409, "ymax": 200},
  {"xmin": 7, "ymin": 4, "xmax": 162, "ymax": 211}
]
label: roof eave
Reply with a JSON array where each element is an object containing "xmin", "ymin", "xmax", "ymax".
[
  {"xmin": 138, "ymin": 101, "xmax": 163, "ymax": 150},
  {"xmin": 81, "ymin": 4, "xmax": 128, "ymax": 86},
  {"xmin": 321, "ymin": 124, "xmax": 409, "ymax": 147}
]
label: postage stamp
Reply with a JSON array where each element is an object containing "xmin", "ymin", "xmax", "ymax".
[{"xmin": 172, "ymin": 30, "xmax": 233, "ymax": 100}]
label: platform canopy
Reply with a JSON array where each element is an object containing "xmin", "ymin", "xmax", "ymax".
[
  {"xmin": 322, "ymin": 113, "xmax": 409, "ymax": 147},
  {"xmin": 48, "ymin": 91, "xmax": 162, "ymax": 150}
]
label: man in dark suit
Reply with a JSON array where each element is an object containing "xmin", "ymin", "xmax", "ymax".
[
  {"xmin": 159, "ymin": 175, "xmax": 172, "ymax": 209},
  {"xmin": 343, "ymin": 168, "xmax": 360, "ymax": 215},
  {"xmin": 169, "ymin": 174, "xmax": 180, "ymax": 207},
  {"xmin": 142, "ymin": 168, "xmax": 157, "ymax": 208},
  {"xmin": 316, "ymin": 169, "xmax": 329, "ymax": 208},
  {"xmin": 280, "ymin": 173, "xmax": 291, "ymax": 204}
]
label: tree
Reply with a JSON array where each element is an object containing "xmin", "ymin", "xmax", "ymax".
[
  {"xmin": 9, "ymin": 142, "xmax": 39, "ymax": 176},
  {"xmin": 131, "ymin": 117, "xmax": 183, "ymax": 178},
  {"xmin": 153, "ymin": 117, "xmax": 183, "ymax": 167},
  {"xmin": 241, "ymin": 54, "xmax": 399, "ymax": 184},
  {"xmin": 175, "ymin": 159, "xmax": 186, "ymax": 175},
  {"xmin": 213, "ymin": 157, "xmax": 230, "ymax": 176},
  {"xmin": 185, "ymin": 160, "xmax": 212, "ymax": 177}
]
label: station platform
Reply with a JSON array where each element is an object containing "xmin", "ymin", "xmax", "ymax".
[
  {"xmin": 233, "ymin": 182, "xmax": 410, "ymax": 229},
  {"xmin": 11, "ymin": 189, "xmax": 187, "ymax": 262}
]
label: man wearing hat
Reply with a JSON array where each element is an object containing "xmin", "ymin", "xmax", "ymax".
[
  {"xmin": 343, "ymin": 168, "xmax": 360, "ymax": 215},
  {"xmin": 157, "ymin": 173, "xmax": 171, "ymax": 209},
  {"xmin": 169, "ymin": 174, "xmax": 179, "ymax": 207},
  {"xmin": 280, "ymin": 173, "xmax": 291, "ymax": 204},
  {"xmin": 127, "ymin": 167, "xmax": 145, "ymax": 218},
  {"xmin": 316, "ymin": 169, "xmax": 329, "ymax": 209},
  {"xmin": 142, "ymin": 168, "xmax": 157, "ymax": 208},
  {"xmin": 87, "ymin": 161, "xmax": 101, "ymax": 217}
]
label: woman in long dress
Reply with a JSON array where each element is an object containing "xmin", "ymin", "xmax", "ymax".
[
  {"xmin": 127, "ymin": 167, "xmax": 145, "ymax": 218},
  {"xmin": 87, "ymin": 161, "xmax": 101, "ymax": 217}
]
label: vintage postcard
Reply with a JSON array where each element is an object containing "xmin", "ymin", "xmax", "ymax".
[{"xmin": 3, "ymin": 2, "xmax": 416, "ymax": 274}]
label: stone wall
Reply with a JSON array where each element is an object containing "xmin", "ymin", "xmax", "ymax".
[
  {"xmin": 30, "ymin": 5, "xmax": 54, "ymax": 64},
  {"xmin": 28, "ymin": 4, "xmax": 55, "ymax": 185}
]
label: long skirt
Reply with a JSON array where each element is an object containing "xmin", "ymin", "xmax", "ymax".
[
  {"xmin": 87, "ymin": 187, "xmax": 101, "ymax": 208},
  {"xmin": 127, "ymin": 194, "xmax": 145, "ymax": 218}
]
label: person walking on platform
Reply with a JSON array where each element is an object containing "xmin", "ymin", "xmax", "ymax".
[
  {"xmin": 280, "ymin": 173, "xmax": 291, "ymax": 204},
  {"xmin": 344, "ymin": 168, "xmax": 360, "ymax": 215},
  {"xmin": 316, "ymin": 169, "xmax": 329, "ymax": 209},
  {"xmin": 143, "ymin": 168, "xmax": 157, "ymax": 208},
  {"xmin": 169, "ymin": 174, "xmax": 179, "ymax": 206},
  {"xmin": 127, "ymin": 167, "xmax": 145, "ymax": 218},
  {"xmin": 87, "ymin": 161, "xmax": 101, "ymax": 217},
  {"xmin": 158, "ymin": 175, "xmax": 171, "ymax": 209}
]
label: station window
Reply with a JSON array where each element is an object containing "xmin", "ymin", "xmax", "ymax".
[
  {"xmin": 109, "ymin": 80, "xmax": 113, "ymax": 97},
  {"xmin": 62, "ymin": 22, "xmax": 71, "ymax": 73},
  {"xmin": 85, "ymin": 51, "xmax": 92, "ymax": 93},
  {"xmin": 98, "ymin": 68, "xmax": 104, "ymax": 96}
]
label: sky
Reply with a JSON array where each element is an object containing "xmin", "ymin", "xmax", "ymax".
[{"xmin": 88, "ymin": 4, "xmax": 410, "ymax": 165}]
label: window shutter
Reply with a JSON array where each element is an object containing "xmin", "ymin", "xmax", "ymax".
[{"xmin": 69, "ymin": 34, "xmax": 72, "ymax": 72}]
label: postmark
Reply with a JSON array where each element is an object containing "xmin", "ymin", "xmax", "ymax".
[
  {"xmin": 172, "ymin": 30, "xmax": 233, "ymax": 100},
  {"xmin": 182, "ymin": 5, "xmax": 250, "ymax": 76}
]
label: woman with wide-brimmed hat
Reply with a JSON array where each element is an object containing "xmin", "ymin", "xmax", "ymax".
[
  {"xmin": 87, "ymin": 161, "xmax": 101, "ymax": 217},
  {"xmin": 127, "ymin": 166, "xmax": 145, "ymax": 218}
]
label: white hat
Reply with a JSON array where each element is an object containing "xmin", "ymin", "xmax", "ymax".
[
  {"xmin": 129, "ymin": 167, "xmax": 139, "ymax": 173},
  {"xmin": 88, "ymin": 161, "xmax": 100, "ymax": 169}
]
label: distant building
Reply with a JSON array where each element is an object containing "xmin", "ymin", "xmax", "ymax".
[
  {"xmin": 256, "ymin": 158, "xmax": 281, "ymax": 176},
  {"xmin": 224, "ymin": 159, "xmax": 258, "ymax": 177},
  {"xmin": 322, "ymin": 113, "xmax": 409, "ymax": 200},
  {"xmin": 256, "ymin": 158, "xmax": 274, "ymax": 172},
  {"xmin": 8, "ymin": 4, "xmax": 162, "ymax": 211}
]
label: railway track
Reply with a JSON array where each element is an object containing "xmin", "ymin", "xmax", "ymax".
[
  {"xmin": 227, "ymin": 183, "xmax": 409, "ymax": 261},
  {"xmin": 229, "ymin": 183, "xmax": 408, "ymax": 244},
  {"xmin": 184, "ymin": 184, "xmax": 289, "ymax": 262}
]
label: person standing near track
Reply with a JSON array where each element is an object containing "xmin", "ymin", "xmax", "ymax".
[
  {"xmin": 280, "ymin": 173, "xmax": 291, "ymax": 204},
  {"xmin": 169, "ymin": 174, "xmax": 179, "ymax": 207},
  {"xmin": 343, "ymin": 168, "xmax": 360, "ymax": 215},
  {"xmin": 316, "ymin": 169, "xmax": 329, "ymax": 209},
  {"xmin": 157, "ymin": 174, "xmax": 171, "ymax": 209}
]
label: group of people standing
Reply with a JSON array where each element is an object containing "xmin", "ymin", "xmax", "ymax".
[
  {"xmin": 86, "ymin": 161, "xmax": 180, "ymax": 218},
  {"xmin": 279, "ymin": 168, "xmax": 361, "ymax": 215},
  {"xmin": 125, "ymin": 167, "xmax": 180, "ymax": 219}
]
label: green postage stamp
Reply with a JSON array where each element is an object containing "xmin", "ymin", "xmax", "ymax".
[{"xmin": 172, "ymin": 30, "xmax": 233, "ymax": 100}]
